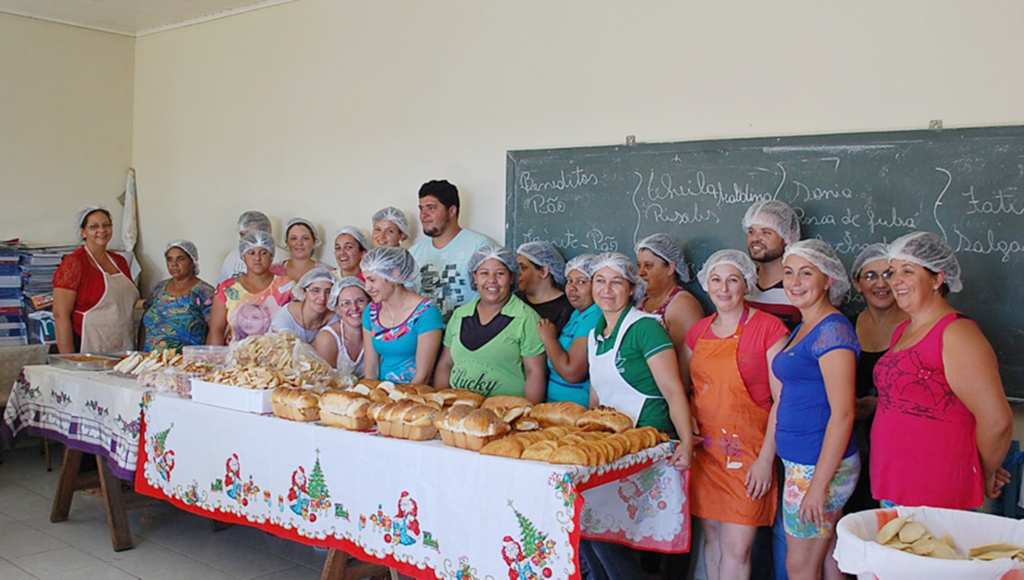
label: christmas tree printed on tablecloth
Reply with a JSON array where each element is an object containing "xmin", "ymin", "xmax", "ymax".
[
  {"xmin": 502, "ymin": 501, "xmax": 557, "ymax": 580},
  {"xmin": 284, "ymin": 449, "xmax": 331, "ymax": 522},
  {"xmin": 617, "ymin": 465, "xmax": 670, "ymax": 524},
  {"xmin": 148, "ymin": 423, "xmax": 175, "ymax": 482}
]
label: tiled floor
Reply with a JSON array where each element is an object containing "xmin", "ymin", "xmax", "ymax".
[{"xmin": 0, "ymin": 442, "xmax": 329, "ymax": 580}]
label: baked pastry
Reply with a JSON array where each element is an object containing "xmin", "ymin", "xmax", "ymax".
[
  {"xmin": 576, "ymin": 405, "xmax": 634, "ymax": 433},
  {"xmin": 373, "ymin": 399, "xmax": 441, "ymax": 440},
  {"xmin": 529, "ymin": 401, "xmax": 587, "ymax": 428},
  {"xmin": 482, "ymin": 395, "xmax": 533, "ymax": 411},
  {"xmin": 271, "ymin": 387, "xmax": 320, "ymax": 422},
  {"xmin": 479, "ymin": 436, "xmax": 527, "ymax": 459},
  {"xmin": 513, "ymin": 417, "xmax": 540, "ymax": 431},
  {"xmin": 432, "ymin": 388, "xmax": 486, "ymax": 409},
  {"xmin": 319, "ymin": 390, "xmax": 373, "ymax": 430},
  {"xmin": 462, "ymin": 408, "xmax": 511, "ymax": 451}
]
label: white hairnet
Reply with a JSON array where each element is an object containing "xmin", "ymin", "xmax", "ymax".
[
  {"xmin": 697, "ymin": 249, "xmax": 758, "ymax": 294},
  {"xmin": 783, "ymin": 239, "xmax": 850, "ymax": 306},
  {"xmin": 635, "ymin": 233, "xmax": 691, "ymax": 283},
  {"xmin": 360, "ymin": 247, "xmax": 418, "ymax": 284},
  {"xmin": 282, "ymin": 218, "xmax": 322, "ymax": 249},
  {"xmin": 590, "ymin": 252, "xmax": 647, "ymax": 305},
  {"xmin": 334, "ymin": 226, "xmax": 369, "ymax": 252},
  {"xmin": 742, "ymin": 200, "xmax": 801, "ymax": 246},
  {"xmin": 517, "ymin": 241, "xmax": 567, "ymax": 286},
  {"xmin": 165, "ymin": 239, "xmax": 200, "ymax": 275},
  {"xmin": 565, "ymin": 253, "xmax": 599, "ymax": 279},
  {"xmin": 239, "ymin": 230, "xmax": 276, "ymax": 256},
  {"xmin": 328, "ymin": 276, "xmax": 368, "ymax": 310},
  {"xmin": 372, "ymin": 207, "xmax": 411, "ymax": 237},
  {"xmin": 468, "ymin": 245, "xmax": 518, "ymax": 290},
  {"xmin": 237, "ymin": 211, "xmax": 272, "ymax": 235},
  {"xmin": 74, "ymin": 205, "xmax": 111, "ymax": 239},
  {"xmin": 851, "ymin": 243, "xmax": 890, "ymax": 281},
  {"xmin": 292, "ymin": 267, "xmax": 335, "ymax": 300},
  {"xmin": 887, "ymin": 231, "xmax": 962, "ymax": 293}
]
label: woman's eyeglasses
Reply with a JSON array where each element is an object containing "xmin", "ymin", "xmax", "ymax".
[{"xmin": 860, "ymin": 270, "xmax": 893, "ymax": 282}]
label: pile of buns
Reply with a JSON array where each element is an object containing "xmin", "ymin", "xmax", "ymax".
[
  {"xmin": 433, "ymin": 406, "xmax": 511, "ymax": 451},
  {"xmin": 480, "ymin": 426, "xmax": 667, "ymax": 466}
]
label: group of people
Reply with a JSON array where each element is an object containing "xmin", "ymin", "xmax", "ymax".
[{"xmin": 52, "ymin": 181, "xmax": 1013, "ymax": 580}]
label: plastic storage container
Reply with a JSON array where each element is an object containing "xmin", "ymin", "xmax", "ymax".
[{"xmin": 182, "ymin": 345, "xmax": 230, "ymax": 366}]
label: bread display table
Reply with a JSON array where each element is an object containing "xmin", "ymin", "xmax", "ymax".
[
  {"xmin": 136, "ymin": 392, "xmax": 691, "ymax": 580},
  {"xmin": 1, "ymin": 365, "xmax": 158, "ymax": 551}
]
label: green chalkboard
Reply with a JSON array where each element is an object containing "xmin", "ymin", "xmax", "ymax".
[{"xmin": 506, "ymin": 127, "xmax": 1024, "ymax": 399}]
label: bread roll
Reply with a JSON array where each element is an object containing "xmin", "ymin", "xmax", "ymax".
[
  {"xmin": 271, "ymin": 387, "xmax": 321, "ymax": 422},
  {"xmin": 529, "ymin": 401, "xmax": 587, "ymax": 427},
  {"xmin": 576, "ymin": 406, "xmax": 634, "ymax": 433},
  {"xmin": 550, "ymin": 445, "xmax": 589, "ymax": 465},
  {"xmin": 319, "ymin": 408, "xmax": 373, "ymax": 431},
  {"xmin": 521, "ymin": 440, "xmax": 561, "ymax": 462},
  {"xmin": 482, "ymin": 395, "xmax": 533, "ymax": 411},
  {"xmin": 513, "ymin": 417, "xmax": 540, "ymax": 431},
  {"xmin": 318, "ymin": 391, "xmax": 372, "ymax": 430},
  {"xmin": 480, "ymin": 437, "xmax": 526, "ymax": 459}
]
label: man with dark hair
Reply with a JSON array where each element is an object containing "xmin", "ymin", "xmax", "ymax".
[{"xmin": 409, "ymin": 180, "xmax": 493, "ymax": 321}]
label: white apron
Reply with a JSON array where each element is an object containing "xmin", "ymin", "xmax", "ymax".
[
  {"xmin": 79, "ymin": 248, "xmax": 139, "ymax": 353},
  {"xmin": 587, "ymin": 307, "xmax": 665, "ymax": 425}
]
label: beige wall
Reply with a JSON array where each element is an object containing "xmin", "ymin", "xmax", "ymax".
[
  {"xmin": 0, "ymin": 13, "xmax": 134, "ymax": 246},
  {"xmin": 132, "ymin": 0, "xmax": 1024, "ymax": 287}
]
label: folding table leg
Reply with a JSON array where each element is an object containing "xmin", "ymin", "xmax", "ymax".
[
  {"xmin": 50, "ymin": 448, "xmax": 83, "ymax": 522},
  {"xmin": 321, "ymin": 548, "xmax": 392, "ymax": 580},
  {"xmin": 321, "ymin": 549, "xmax": 349, "ymax": 580},
  {"xmin": 97, "ymin": 456, "xmax": 134, "ymax": 552}
]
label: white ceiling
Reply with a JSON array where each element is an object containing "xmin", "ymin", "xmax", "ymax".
[{"xmin": 0, "ymin": 0, "xmax": 299, "ymax": 37}]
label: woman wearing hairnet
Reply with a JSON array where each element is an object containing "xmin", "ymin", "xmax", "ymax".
[
  {"xmin": 843, "ymin": 244, "xmax": 907, "ymax": 513},
  {"xmin": 271, "ymin": 218, "xmax": 331, "ymax": 282},
  {"xmin": 772, "ymin": 239, "xmax": 859, "ymax": 579},
  {"xmin": 314, "ymin": 277, "xmax": 370, "ymax": 377},
  {"xmin": 583, "ymin": 252, "xmax": 693, "ymax": 579},
  {"xmin": 361, "ymin": 247, "xmax": 443, "ymax": 383},
  {"xmin": 635, "ymin": 234, "xmax": 705, "ymax": 385},
  {"xmin": 141, "ymin": 240, "xmax": 215, "ymax": 351},
  {"xmin": 684, "ymin": 250, "xmax": 789, "ymax": 580},
  {"xmin": 372, "ymin": 206, "xmax": 410, "ymax": 248},
  {"xmin": 271, "ymin": 268, "xmax": 335, "ymax": 343},
  {"xmin": 536, "ymin": 254, "xmax": 602, "ymax": 406},
  {"xmin": 334, "ymin": 226, "xmax": 369, "ymax": 280},
  {"xmin": 871, "ymin": 232, "xmax": 1012, "ymax": 510},
  {"xmin": 218, "ymin": 210, "xmax": 274, "ymax": 285},
  {"xmin": 516, "ymin": 241, "xmax": 574, "ymax": 334},
  {"xmin": 53, "ymin": 206, "xmax": 138, "ymax": 353},
  {"xmin": 434, "ymin": 246, "xmax": 547, "ymax": 402},
  {"xmin": 207, "ymin": 231, "xmax": 294, "ymax": 345}
]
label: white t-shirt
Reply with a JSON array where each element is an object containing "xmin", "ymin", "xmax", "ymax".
[{"xmin": 409, "ymin": 228, "xmax": 493, "ymax": 322}]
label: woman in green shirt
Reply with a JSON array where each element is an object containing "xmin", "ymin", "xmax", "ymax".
[{"xmin": 434, "ymin": 245, "xmax": 547, "ymax": 403}]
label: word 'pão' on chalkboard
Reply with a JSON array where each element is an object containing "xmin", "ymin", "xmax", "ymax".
[{"xmin": 506, "ymin": 127, "xmax": 1024, "ymax": 398}]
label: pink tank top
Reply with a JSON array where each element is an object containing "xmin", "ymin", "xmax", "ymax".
[
  {"xmin": 870, "ymin": 312, "xmax": 984, "ymax": 509},
  {"xmin": 641, "ymin": 285, "xmax": 686, "ymax": 327}
]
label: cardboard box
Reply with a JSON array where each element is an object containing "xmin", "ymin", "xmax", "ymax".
[{"xmin": 191, "ymin": 378, "xmax": 274, "ymax": 414}]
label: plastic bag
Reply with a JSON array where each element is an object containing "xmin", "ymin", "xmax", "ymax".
[
  {"xmin": 835, "ymin": 506, "xmax": 1024, "ymax": 580},
  {"xmin": 228, "ymin": 330, "xmax": 333, "ymax": 382}
]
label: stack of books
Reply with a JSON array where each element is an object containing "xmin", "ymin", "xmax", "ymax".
[
  {"xmin": 0, "ymin": 243, "xmax": 25, "ymax": 346},
  {"xmin": 20, "ymin": 244, "xmax": 77, "ymax": 345}
]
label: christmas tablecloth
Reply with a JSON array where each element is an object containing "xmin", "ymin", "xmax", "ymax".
[
  {"xmin": 136, "ymin": 393, "xmax": 690, "ymax": 580},
  {"xmin": 2, "ymin": 366, "xmax": 144, "ymax": 480}
]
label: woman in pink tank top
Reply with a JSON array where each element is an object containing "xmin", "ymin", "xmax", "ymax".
[{"xmin": 871, "ymin": 232, "xmax": 1012, "ymax": 509}]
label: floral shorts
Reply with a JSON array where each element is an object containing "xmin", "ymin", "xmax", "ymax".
[{"xmin": 782, "ymin": 454, "xmax": 860, "ymax": 539}]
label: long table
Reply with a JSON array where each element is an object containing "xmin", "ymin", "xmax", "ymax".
[{"xmin": 136, "ymin": 393, "xmax": 691, "ymax": 580}]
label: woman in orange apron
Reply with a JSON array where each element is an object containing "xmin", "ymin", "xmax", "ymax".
[
  {"xmin": 53, "ymin": 206, "xmax": 139, "ymax": 353},
  {"xmin": 686, "ymin": 250, "xmax": 789, "ymax": 580}
]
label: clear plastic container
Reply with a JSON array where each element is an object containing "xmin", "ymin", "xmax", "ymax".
[{"xmin": 182, "ymin": 345, "xmax": 230, "ymax": 366}]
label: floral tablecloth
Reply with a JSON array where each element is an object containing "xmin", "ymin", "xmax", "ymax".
[
  {"xmin": 137, "ymin": 393, "xmax": 690, "ymax": 580},
  {"xmin": 2, "ymin": 366, "xmax": 145, "ymax": 480}
]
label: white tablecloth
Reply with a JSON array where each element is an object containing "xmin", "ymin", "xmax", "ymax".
[
  {"xmin": 2, "ymin": 365, "xmax": 145, "ymax": 479},
  {"xmin": 137, "ymin": 393, "xmax": 690, "ymax": 580}
]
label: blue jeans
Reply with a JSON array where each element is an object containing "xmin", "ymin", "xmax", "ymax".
[{"xmin": 581, "ymin": 540, "xmax": 644, "ymax": 580}]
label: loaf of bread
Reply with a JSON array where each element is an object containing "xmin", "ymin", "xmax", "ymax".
[
  {"xmin": 319, "ymin": 390, "xmax": 373, "ymax": 430},
  {"xmin": 432, "ymin": 388, "xmax": 485, "ymax": 409},
  {"xmin": 434, "ymin": 406, "xmax": 509, "ymax": 450},
  {"xmin": 372, "ymin": 399, "xmax": 441, "ymax": 440},
  {"xmin": 481, "ymin": 395, "xmax": 533, "ymax": 423},
  {"xmin": 271, "ymin": 386, "xmax": 321, "ymax": 422},
  {"xmin": 576, "ymin": 405, "xmax": 634, "ymax": 433},
  {"xmin": 529, "ymin": 401, "xmax": 587, "ymax": 427}
]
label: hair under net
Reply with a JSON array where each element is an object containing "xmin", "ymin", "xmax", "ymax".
[
  {"xmin": 565, "ymin": 253, "xmax": 599, "ymax": 279},
  {"xmin": 237, "ymin": 211, "xmax": 272, "ymax": 235},
  {"xmin": 697, "ymin": 249, "xmax": 758, "ymax": 294},
  {"xmin": 468, "ymin": 245, "xmax": 518, "ymax": 291},
  {"xmin": 328, "ymin": 276, "xmax": 368, "ymax": 310},
  {"xmin": 360, "ymin": 247, "xmax": 418, "ymax": 284},
  {"xmin": 372, "ymin": 207, "xmax": 411, "ymax": 237},
  {"xmin": 292, "ymin": 267, "xmax": 336, "ymax": 300},
  {"xmin": 74, "ymin": 205, "xmax": 110, "ymax": 239},
  {"xmin": 887, "ymin": 231, "xmax": 962, "ymax": 293},
  {"xmin": 334, "ymin": 226, "xmax": 369, "ymax": 252},
  {"xmin": 282, "ymin": 218, "xmax": 322, "ymax": 249},
  {"xmin": 783, "ymin": 239, "xmax": 850, "ymax": 306},
  {"xmin": 517, "ymin": 241, "xmax": 567, "ymax": 286},
  {"xmin": 742, "ymin": 200, "xmax": 801, "ymax": 246},
  {"xmin": 165, "ymin": 239, "xmax": 200, "ymax": 275},
  {"xmin": 239, "ymin": 230, "xmax": 276, "ymax": 256},
  {"xmin": 851, "ymin": 243, "xmax": 890, "ymax": 281},
  {"xmin": 635, "ymin": 233, "xmax": 691, "ymax": 283},
  {"xmin": 590, "ymin": 252, "xmax": 647, "ymax": 305}
]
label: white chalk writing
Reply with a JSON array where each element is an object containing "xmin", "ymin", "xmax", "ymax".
[
  {"xmin": 519, "ymin": 167, "xmax": 598, "ymax": 193},
  {"xmin": 953, "ymin": 228, "xmax": 1024, "ymax": 263}
]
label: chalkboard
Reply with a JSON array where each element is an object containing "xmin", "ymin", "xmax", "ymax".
[{"xmin": 506, "ymin": 127, "xmax": 1024, "ymax": 399}]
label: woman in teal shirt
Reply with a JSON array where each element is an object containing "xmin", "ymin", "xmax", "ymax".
[
  {"xmin": 434, "ymin": 246, "xmax": 547, "ymax": 403},
  {"xmin": 537, "ymin": 253, "xmax": 602, "ymax": 406}
]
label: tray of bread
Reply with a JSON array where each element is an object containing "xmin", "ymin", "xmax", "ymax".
[
  {"xmin": 111, "ymin": 349, "xmax": 185, "ymax": 377},
  {"xmin": 480, "ymin": 425, "xmax": 668, "ymax": 466}
]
